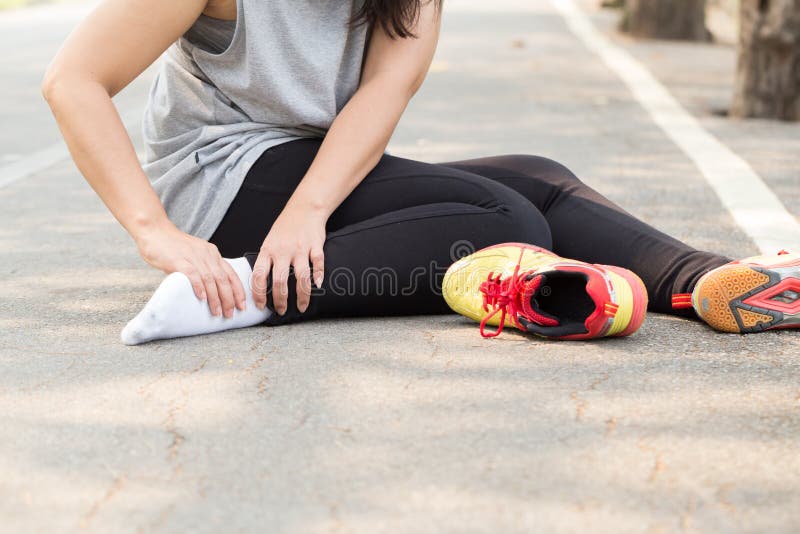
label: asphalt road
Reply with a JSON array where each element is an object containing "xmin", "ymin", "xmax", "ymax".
[{"xmin": 1, "ymin": 0, "xmax": 799, "ymax": 532}]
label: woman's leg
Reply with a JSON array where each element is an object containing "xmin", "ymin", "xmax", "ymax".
[
  {"xmin": 436, "ymin": 154, "xmax": 731, "ymax": 315},
  {"xmin": 210, "ymin": 139, "xmax": 553, "ymax": 323}
]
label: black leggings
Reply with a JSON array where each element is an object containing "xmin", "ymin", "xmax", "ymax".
[{"xmin": 209, "ymin": 138, "xmax": 730, "ymax": 323}]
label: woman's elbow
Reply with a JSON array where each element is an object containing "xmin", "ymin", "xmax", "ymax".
[
  {"xmin": 41, "ymin": 64, "xmax": 98, "ymax": 108},
  {"xmin": 41, "ymin": 64, "xmax": 68, "ymax": 106}
]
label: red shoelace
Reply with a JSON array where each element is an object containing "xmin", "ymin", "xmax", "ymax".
[{"xmin": 478, "ymin": 254, "xmax": 558, "ymax": 338}]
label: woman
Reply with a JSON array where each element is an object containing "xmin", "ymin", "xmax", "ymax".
[{"xmin": 43, "ymin": 0, "xmax": 799, "ymax": 344}]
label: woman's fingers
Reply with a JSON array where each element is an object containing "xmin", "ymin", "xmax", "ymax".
[
  {"xmin": 201, "ymin": 264, "xmax": 223, "ymax": 317},
  {"xmin": 220, "ymin": 257, "xmax": 247, "ymax": 311},
  {"xmin": 272, "ymin": 258, "xmax": 291, "ymax": 315},
  {"xmin": 178, "ymin": 260, "xmax": 206, "ymax": 301},
  {"xmin": 251, "ymin": 252, "xmax": 271, "ymax": 310},
  {"xmin": 203, "ymin": 257, "xmax": 234, "ymax": 318},
  {"xmin": 310, "ymin": 247, "xmax": 325, "ymax": 289},
  {"xmin": 294, "ymin": 255, "xmax": 312, "ymax": 313},
  {"xmin": 254, "ymin": 236, "xmax": 323, "ymax": 316}
]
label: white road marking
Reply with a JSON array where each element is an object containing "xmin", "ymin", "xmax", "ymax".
[
  {"xmin": 0, "ymin": 109, "xmax": 141, "ymax": 189},
  {"xmin": 0, "ymin": 143, "xmax": 69, "ymax": 189},
  {"xmin": 550, "ymin": 0, "xmax": 800, "ymax": 253}
]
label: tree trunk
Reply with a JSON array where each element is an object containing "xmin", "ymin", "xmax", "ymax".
[
  {"xmin": 730, "ymin": 0, "xmax": 800, "ymax": 121},
  {"xmin": 621, "ymin": 0, "xmax": 710, "ymax": 41}
]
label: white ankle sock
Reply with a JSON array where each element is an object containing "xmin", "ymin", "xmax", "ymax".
[{"xmin": 121, "ymin": 257, "xmax": 270, "ymax": 345}]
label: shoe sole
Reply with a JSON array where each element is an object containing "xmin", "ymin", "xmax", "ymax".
[{"xmin": 693, "ymin": 258, "xmax": 800, "ymax": 333}]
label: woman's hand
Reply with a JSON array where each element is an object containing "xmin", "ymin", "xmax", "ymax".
[
  {"xmin": 251, "ymin": 203, "xmax": 327, "ymax": 315},
  {"xmin": 135, "ymin": 221, "xmax": 247, "ymax": 318}
]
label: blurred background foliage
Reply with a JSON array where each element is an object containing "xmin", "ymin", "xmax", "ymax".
[{"xmin": 606, "ymin": 0, "xmax": 798, "ymax": 120}]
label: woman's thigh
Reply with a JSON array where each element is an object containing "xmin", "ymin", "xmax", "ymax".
[
  {"xmin": 210, "ymin": 138, "xmax": 552, "ymax": 257},
  {"xmin": 434, "ymin": 153, "xmax": 587, "ymax": 214}
]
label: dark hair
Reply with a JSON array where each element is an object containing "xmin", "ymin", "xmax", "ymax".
[{"xmin": 349, "ymin": 0, "xmax": 443, "ymax": 39}]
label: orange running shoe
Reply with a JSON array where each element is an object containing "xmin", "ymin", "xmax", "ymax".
[
  {"xmin": 680, "ymin": 250, "xmax": 800, "ymax": 333},
  {"xmin": 443, "ymin": 242, "xmax": 648, "ymax": 340}
]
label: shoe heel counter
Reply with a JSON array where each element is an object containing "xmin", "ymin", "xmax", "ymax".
[{"xmin": 603, "ymin": 267, "xmax": 648, "ymax": 337}]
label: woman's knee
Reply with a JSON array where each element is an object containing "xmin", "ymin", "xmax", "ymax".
[
  {"xmin": 497, "ymin": 194, "xmax": 553, "ymax": 250},
  {"xmin": 494, "ymin": 154, "xmax": 582, "ymax": 188}
]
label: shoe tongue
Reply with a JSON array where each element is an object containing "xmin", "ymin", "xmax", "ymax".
[{"xmin": 520, "ymin": 274, "xmax": 560, "ymax": 326}]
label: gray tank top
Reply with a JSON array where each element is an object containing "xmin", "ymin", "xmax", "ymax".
[{"xmin": 142, "ymin": 0, "xmax": 370, "ymax": 239}]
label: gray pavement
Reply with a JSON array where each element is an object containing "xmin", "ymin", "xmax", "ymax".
[{"xmin": 1, "ymin": 0, "xmax": 799, "ymax": 532}]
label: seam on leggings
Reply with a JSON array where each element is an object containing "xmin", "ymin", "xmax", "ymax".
[
  {"xmin": 362, "ymin": 171, "xmax": 489, "ymax": 189},
  {"xmin": 239, "ymin": 166, "xmax": 492, "ymax": 197},
  {"xmin": 439, "ymin": 163, "xmax": 575, "ymax": 214},
  {"xmin": 465, "ymin": 173, "xmax": 589, "ymax": 216},
  {"xmin": 488, "ymin": 174, "xmax": 563, "ymax": 213},
  {"xmin": 325, "ymin": 206, "xmax": 503, "ymax": 242},
  {"xmin": 360, "ymin": 168, "xmax": 505, "ymax": 196},
  {"xmin": 353, "ymin": 172, "xmax": 518, "ymax": 212},
  {"xmin": 239, "ymin": 182, "xmax": 296, "ymax": 195}
]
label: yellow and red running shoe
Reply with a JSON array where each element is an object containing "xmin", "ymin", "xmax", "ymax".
[
  {"xmin": 676, "ymin": 250, "xmax": 800, "ymax": 333},
  {"xmin": 442, "ymin": 243, "xmax": 648, "ymax": 340}
]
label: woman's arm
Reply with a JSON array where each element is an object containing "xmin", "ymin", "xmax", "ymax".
[
  {"xmin": 43, "ymin": 0, "xmax": 247, "ymax": 318},
  {"xmin": 252, "ymin": 0, "xmax": 443, "ymax": 314}
]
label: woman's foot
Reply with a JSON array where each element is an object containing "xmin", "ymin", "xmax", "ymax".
[
  {"xmin": 687, "ymin": 251, "xmax": 800, "ymax": 333},
  {"xmin": 121, "ymin": 257, "xmax": 271, "ymax": 345},
  {"xmin": 442, "ymin": 242, "xmax": 648, "ymax": 340}
]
